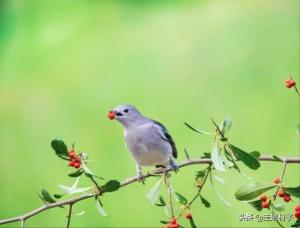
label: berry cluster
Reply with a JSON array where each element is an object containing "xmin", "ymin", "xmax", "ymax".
[
  {"xmin": 294, "ymin": 205, "xmax": 300, "ymax": 220},
  {"xmin": 165, "ymin": 218, "xmax": 179, "ymax": 228},
  {"xmin": 68, "ymin": 149, "xmax": 81, "ymax": 169},
  {"xmin": 260, "ymin": 194, "xmax": 269, "ymax": 208},
  {"xmin": 285, "ymin": 79, "xmax": 296, "ymax": 88},
  {"xmin": 164, "ymin": 213, "xmax": 192, "ymax": 228},
  {"xmin": 277, "ymin": 188, "xmax": 291, "ymax": 202},
  {"xmin": 273, "ymin": 177, "xmax": 292, "ymax": 202}
]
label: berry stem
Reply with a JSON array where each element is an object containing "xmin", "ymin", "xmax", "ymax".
[
  {"xmin": 66, "ymin": 203, "xmax": 73, "ymax": 228},
  {"xmin": 164, "ymin": 173, "xmax": 174, "ymax": 219},
  {"xmin": 176, "ymin": 165, "xmax": 211, "ymax": 220},
  {"xmin": 273, "ymin": 161, "xmax": 287, "ymax": 200}
]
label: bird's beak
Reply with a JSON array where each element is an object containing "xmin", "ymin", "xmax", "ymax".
[{"xmin": 107, "ymin": 111, "xmax": 116, "ymax": 120}]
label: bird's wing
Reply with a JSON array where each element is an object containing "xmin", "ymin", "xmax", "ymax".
[{"xmin": 152, "ymin": 120, "xmax": 177, "ymax": 159}]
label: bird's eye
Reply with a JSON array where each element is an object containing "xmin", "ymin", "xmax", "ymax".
[{"xmin": 124, "ymin": 109, "xmax": 129, "ymax": 113}]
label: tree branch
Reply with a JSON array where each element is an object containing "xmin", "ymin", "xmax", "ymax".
[{"xmin": 0, "ymin": 155, "xmax": 299, "ymax": 226}]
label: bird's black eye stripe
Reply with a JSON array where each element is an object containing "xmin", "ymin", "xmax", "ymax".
[{"xmin": 124, "ymin": 109, "xmax": 129, "ymax": 113}]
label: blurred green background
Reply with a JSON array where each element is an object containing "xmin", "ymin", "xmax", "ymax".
[{"xmin": 0, "ymin": 0, "xmax": 299, "ymax": 227}]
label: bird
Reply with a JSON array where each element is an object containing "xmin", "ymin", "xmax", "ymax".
[{"xmin": 107, "ymin": 104, "xmax": 178, "ymax": 183}]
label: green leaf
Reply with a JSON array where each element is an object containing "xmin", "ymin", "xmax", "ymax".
[
  {"xmin": 174, "ymin": 192, "xmax": 188, "ymax": 205},
  {"xmin": 272, "ymin": 202, "xmax": 285, "ymax": 211},
  {"xmin": 184, "ymin": 122, "xmax": 212, "ymax": 135},
  {"xmin": 211, "ymin": 142, "xmax": 225, "ymax": 171},
  {"xmin": 68, "ymin": 169, "xmax": 84, "ymax": 178},
  {"xmin": 235, "ymin": 182, "xmax": 277, "ymax": 201},
  {"xmin": 189, "ymin": 216, "xmax": 197, "ymax": 228},
  {"xmin": 249, "ymin": 151, "xmax": 261, "ymax": 159},
  {"xmin": 219, "ymin": 117, "xmax": 232, "ymax": 134},
  {"xmin": 155, "ymin": 196, "xmax": 166, "ymax": 207},
  {"xmin": 146, "ymin": 178, "xmax": 162, "ymax": 204},
  {"xmin": 200, "ymin": 152, "xmax": 211, "ymax": 158},
  {"xmin": 40, "ymin": 189, "xmax": 56, "ymax": 203},
  {"xmin": 195, "ymin": 170, "xmax": 206, "ymax": 180},
  {"xmin": 101, "ymin": 180, "xmax": 121, "ymax": 193},
  {"xmin": 199, "ymin": 195, "xmax": 211, "ymax": 208},
  {"xmin": 230, "ymin": 144, "xmax": 260, "ymax": 170},
  {"xmin": 51, "ymin": 139, "xmax": 69, "ymax": 160},
  {"xmin": 283, "ymin": 186, "xmax": 300, "ymax": 198},
  {"xmin": 96, "ymin": 199, "xmax": 108, "ymax": 217},
  {"xmin": 291, "ymin": 219, "xmax": 300, "ymax": 227},
  {"xmin": 53, "ymin": 193, "xmax": 64, "ymax": 199},
  {"xmin": 272, "ymin": 155, "xmax": 283, "ymax": 162},
  {"xmin": 247, "ymin": 199, "xmax": 263, "ymax": 211},
  {"xmin": 159, "ymin": 220, "xmax": 169, "ymax": 224}
]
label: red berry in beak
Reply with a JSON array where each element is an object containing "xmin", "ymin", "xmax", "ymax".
[{"xmin": 107, "ymin": 111, "xmax": 116, "ymax": 120}]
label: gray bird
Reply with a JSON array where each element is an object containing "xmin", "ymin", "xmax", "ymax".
[{"xmin": 108, "ymin": 104, "xmax": 178, "ymax": 182}]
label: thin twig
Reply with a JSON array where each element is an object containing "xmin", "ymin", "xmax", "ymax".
[
  {"xmin": 0, "ymin": 155, "xmax": 300, "ymax": 226},
  {"xmin": 176, "ymin": 165, "xmax": 211, "ymax": 220},
  {"xmin": 164, "ymin": 173, "xmax": 174, "ymax": 219},
  {"xmin": 273, "ymin": 161, "xmax": 287, "ymax": 200},
  {"xmin": 66, "ymin": 204, "xmax": 73, "ymax": 228}
]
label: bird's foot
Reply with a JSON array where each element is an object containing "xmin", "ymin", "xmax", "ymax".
[
  {"xmin": 137, "ymin": 172, "xmax": 146, "ymax": 185},
  {"xmin": 170, "ymin": 159, "xmax": 179, "ymax": 173}
]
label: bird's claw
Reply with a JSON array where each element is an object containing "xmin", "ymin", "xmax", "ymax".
[
  {"xmin": 137, "ymin": 172, "xmax": 145, "ymax": 185},
  {"xmin": 170, "ymin": 159, "xmax": 179, "ymax": 173}
]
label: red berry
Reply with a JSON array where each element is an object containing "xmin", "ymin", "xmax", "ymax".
[
  {"xmin": 170, "ymin": 218, "xmax": 176, "ymax": 225},
  {"xmin": 285, "ymin": 79, "xmax": 296, "ymax": 88},
  {"xmin": 277, "ymin": 190, "xmax": 285, "ymax": 197},
  {"xmin": 75, "ymin": 156, "xmax": 81, "ymax": 163},
  {"xmin": 261, "ymin": 201, "xmax": 269, "ymax": 208},
  {"xmin": 283, "ymin": 194, "xmax": 291, "ymax": 202},
  {"xmin": 185, "ymin": 212, "xmax": 192, "ymax": 220},
  {"xmin": 73, "ymin": 162, "xmax": 80, "ymax": 169},
  {"xmin": 107, "ymin": 111, "xmax": 116, "ymax": 120},
  {"xmin": 69, "ymin": 160, "xmax": 75, "ymax": 167},
  {"xmin": 170, "ymin": 224, "xmax": 179, "ymax": 228},
  {"xmin": 273, "ymin": 177, "xmax": 281, "ymax": 184},
  {"xmin": 260, "ymin": 194, "xmax": 267, "ymax": 202},
  {"xmin": 295, "ymin": 205, "xmax": 300, "ymax": 211},
  {"xmin": 294, "ymin": 210, "xmax": 300, "ymax": 219},
  {"xmin": 68, "ymin": 150, "xmax": 76, "ymax": 159}
]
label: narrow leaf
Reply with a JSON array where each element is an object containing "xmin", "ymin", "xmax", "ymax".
[
  {"xmin": 160, "ymin": 220, "xmax": 169, "ymax": 224},
  {"xmin": 213, "ymin": 175, "xmax": 225, "ymax": 184},
  {"xmin": 101, "ymin": 180, "xmax": 120, "ymax": 193},
  {"xmin": 219, "ymin": 118, "xmax": 232, "ymax": 134},
  {"xmin": 199, "ymin": 195, "xmax": 211, "ymax": 208},
  {"xmin": 272, "ymin": 155, "xmax": 283, "ymax": 162},
  {"xmin": 53, "ymin": 193, "xmax": 64, "ymax": 199},
  {"xmin": 96, "ymin": 200, "xmax": 108, "ymax": 217},
  {"xmin": 200, "ymin": 152, "xmax": 211, "ymax": 158},
  {"xmin": 249, "ymin": 151, "xmax": 261, "ymax": 159},
  {"xmin": 146, "ymin": 178, "xmax": 162, "ymax": 204},
  {"xmin": 174, "ymin": 192, "xmax": 188, "ymax": 205},
  {"xmin": 155, "ymin": 196, "xmax": 166, "ymax": 207},
  {"xmin": 189, "ymin": 216, "xmax": 197, "ymax": 228},
  {"xmin": 68, "ymin": 169, "xmax": 84, "ymax": 178},
  {"xmin": 81, "ymin": 161, "xmax": 94, "ymax": 176},
  {"xmin": 184, "ymin": 122, "xmax": 212, "ymax": 135},
  {"xmin": 247, "ymin": 200, "xmax": 263, "ymax": 211},
  {"xmin": 211, "ymin": 142, "xmax": 225, "ymax": 171},
  {"xmin": 41, "ymin": 189, "xmax": 56, "ymax": 203},
  {"xmin": 230, "ymin": 144, "xmax": 260, "ymax": 170},
  {"xmin": 235, "ymin": 182, "xmax": 277, "ymax": 201},
  {"xmin": 272, "ymin": 202, "xmax": 285, "ymax": 211},
  {"xmin": 210, "ymin": 174, "xmax": 232, "ymax": 206},
  {"xmin": 283, "ymin": 186, "xmax": 300, "ymax": 198},
  {"xmin": 74, "ymin": 211, "xmax": 86, "ymax": 216},
  {"xmin": 51, "ymin": 139, "xmax": 69, "ymax": 160}
]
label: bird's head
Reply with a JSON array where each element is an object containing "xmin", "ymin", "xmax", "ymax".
[{"xmin": 108, "ymin": 104, "xmax": 143, "ymax": 126}]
